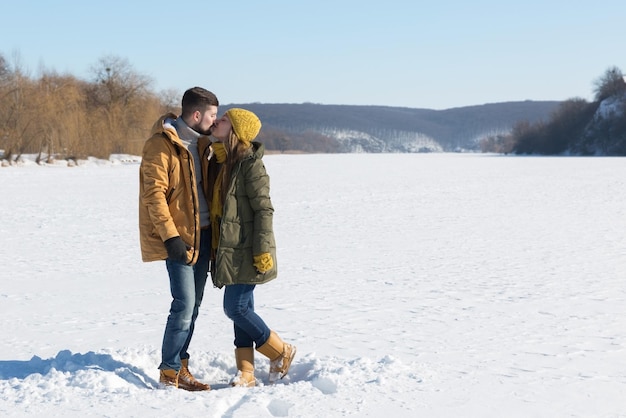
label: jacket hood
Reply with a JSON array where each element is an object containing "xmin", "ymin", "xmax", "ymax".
[
  {"xmin": 150, "ymin": 113, "xmax": 181, "ymax": 144},
  {"xmin": 250, "ymin": 141, "xmax": 265, "ymax": 159}
]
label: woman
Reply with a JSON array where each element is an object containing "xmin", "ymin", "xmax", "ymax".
[{"xmin": 206, "ymin": 108, "xmax": 296, "ymax": 387}]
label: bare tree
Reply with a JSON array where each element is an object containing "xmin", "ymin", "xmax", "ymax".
[
  {"xmin": 593, "ymin": 66, "xmax": 626, "ymax": 102},
  {"xmin": 87, "ymin": 55, "xmax": 153, "ymax": 107},
  {"xmin": 36, "ymin": 72, "xmax": 88, "ymax": 161},
  {"xmin": 84, "ymin": 55, "xmax": 157, "ymax": 157},
  {"xmin": 159, "ymin": 88, "xmax": 181, "ymax": 114},
  {"xmin": 0, "ymin": 55, "xmax": 39, "ymax": 162}
]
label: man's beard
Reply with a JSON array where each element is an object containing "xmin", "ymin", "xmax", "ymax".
[{"xmin": 192, "ymin": 123, "xmax": 214, "ymax": 136}]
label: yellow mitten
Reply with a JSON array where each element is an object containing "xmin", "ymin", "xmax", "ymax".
[{"xmin": 253, "ymin": 253, "xmax": 274, "ymax": 273}]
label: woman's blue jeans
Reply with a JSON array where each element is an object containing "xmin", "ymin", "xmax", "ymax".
[
  {"xmin": 223, "ymin": 284, "xmax": 271, "ymax": 348},
  {"xmin": 159, "ymin": 229, "xmax": 210, "ymax": 371}
]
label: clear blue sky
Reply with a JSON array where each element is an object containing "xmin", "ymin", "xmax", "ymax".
[{"xmin": 1, "ymin": 0, "xmax": 624, "ymax": 110}]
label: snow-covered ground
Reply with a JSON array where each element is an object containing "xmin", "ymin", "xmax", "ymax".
[{"xmin": 1, "ymin": 153, "xmax": 625, "ymax": 417}]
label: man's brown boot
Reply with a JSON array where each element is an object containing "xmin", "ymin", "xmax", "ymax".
[
  {"xmin": 159, "ymin": 369, "xmax": 179, "ymax": 388},
  {"xmin": 178, "ymin": 358, "xmax": 211, "ymax": 391}
]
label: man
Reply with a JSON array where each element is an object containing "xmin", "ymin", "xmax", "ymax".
[{"xmin": 138, "ymin": 87, "xmax": 218, "ymax": 391}]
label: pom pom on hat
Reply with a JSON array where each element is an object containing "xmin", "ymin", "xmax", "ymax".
[{"xmin": 225, "ymin": 108, "xmax": 262, "ymax": 144}]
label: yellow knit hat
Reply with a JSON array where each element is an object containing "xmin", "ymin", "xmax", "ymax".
[{"xmin": 225, "ymin": 108, "xmax": 262, "ymax": 144}]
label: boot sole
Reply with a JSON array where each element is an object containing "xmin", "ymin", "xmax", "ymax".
[{"xmin": 280, "ymin": 345, "xmax": 297, "ymax": 379}]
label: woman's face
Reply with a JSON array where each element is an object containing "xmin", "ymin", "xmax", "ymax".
[{"xmin": 211, "ymin": 115, "xmax": 232, "ymax": 141}]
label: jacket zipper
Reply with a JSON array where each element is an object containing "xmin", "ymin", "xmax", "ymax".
[
  {"xmin": 188, "ymin": 150, "xmax": 199, "ymax": 264},
  {"xmin": 165, "ymin": 187, "xmax": 175, "ymax": 203}
]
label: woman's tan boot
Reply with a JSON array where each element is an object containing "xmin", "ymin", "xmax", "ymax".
[
  {"xmin": 231, "ymin": 347, "xmax": 256, "ymax": 387},
  {"xmin": 256, "ymin": 331, "xmax": 297, "ymax": 383}
]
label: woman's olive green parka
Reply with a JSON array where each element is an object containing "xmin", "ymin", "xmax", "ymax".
[{"xmin": 211, "ymin": 142, "xmax": 278, "ymax": 288}]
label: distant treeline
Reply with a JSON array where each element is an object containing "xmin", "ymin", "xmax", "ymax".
[
  {"xmin": 0, "ymin": 54, "xmax": 181, "ymax": 162},
  {"xmin": 2, "ymin": 52, "xmax": 625, "ymax": 161},
  {"xmin": 479, "ymin": 66, "xmax": 626, "ymax": 156}
]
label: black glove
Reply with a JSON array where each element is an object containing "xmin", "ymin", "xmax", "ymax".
[{"xmin": 164, "ymin": 236, "xmax": 189, "ymax": 263}]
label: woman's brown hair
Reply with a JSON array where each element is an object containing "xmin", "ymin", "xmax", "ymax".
[{"xmin": 218, "ymin": 130, "xmax": 252, "ymax": 205}]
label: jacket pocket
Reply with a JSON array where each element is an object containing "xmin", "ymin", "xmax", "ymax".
[{"xmin": 220, "ymin": 222, "xmax": 241, "ymax": 247}]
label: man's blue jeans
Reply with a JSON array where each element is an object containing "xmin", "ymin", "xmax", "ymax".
[
  {"xmin": 159, "ymin": 229, "xmax": 210, "ymax": 371},
  {"xmin": 223, "ymin": 284, "xmax": 271, "ymax": 348}
]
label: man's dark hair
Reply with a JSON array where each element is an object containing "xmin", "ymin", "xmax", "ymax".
[{"xmin": 181, "ymin": 87, "xmax": 219, "ymax": 117}]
